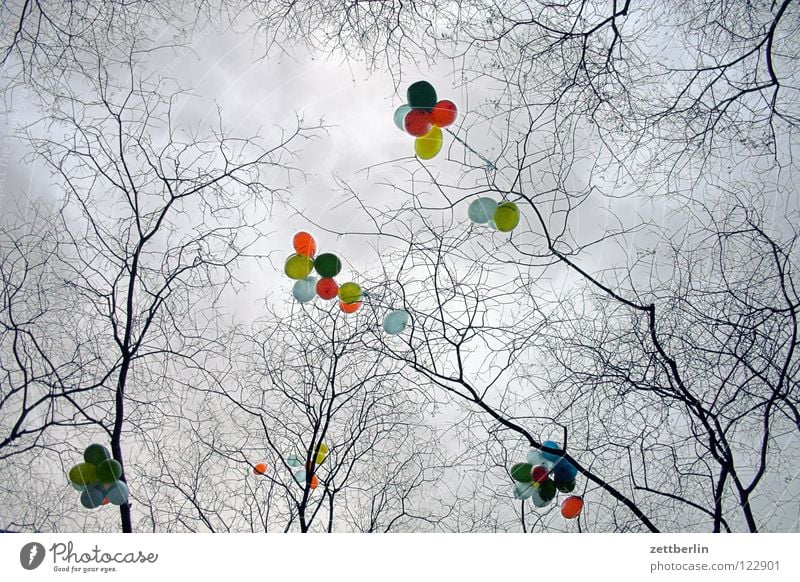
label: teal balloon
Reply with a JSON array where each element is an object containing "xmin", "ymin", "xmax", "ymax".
[
  {"xmin": 541, "ymin": 440, "xmax": 561, "ymax": 463},
  {"xmin": 286, "ymin": 455, "xmax": 302, "ymax": 468},
  {"xmin": 80, "ymin": 486, "xmax": 106, "ymax": 509},
  {"xmin": 513, "ymin": 482, "xmax": 536, "ymax": 500},
  {"xmin": 407, "ymin": 81, "xmax": 437, "ymax": 110},
  {"xmin": 468, "ymin": 198, "xmax": 498, "ymax": 224},
  {"xmin": 394, "ymin": 105, "xmax": 413, "ymax": 131},
  {"xmin": 84, "ymin": 443, "xmax": 111, "ymax": 466},
  {"xmin": 70, "ymin": 481, "xmax": 88, "ymax": 492},
  {"xmin": 292, "ymin": 276, "xmax": 317, "ymax": 303},
  {"xmin": 106, "ymin": 481, "xmax": 129, "ymax": 506},
  {"xmin": 383, "ymin": 310, "xmax": 409, "ymax": 335}
]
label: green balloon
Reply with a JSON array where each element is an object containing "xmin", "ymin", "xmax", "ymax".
[
  {"xmin": 539, "ymin": 478, "xmax": 557, "ymax": 502},
  {"xmin": 493, "ymin": 202, "xmax": 520, "ymax": 232},
  {"xmin": 84, "ymin": 444, "xmax": 111, "ymax": 466},
  {"xmin": 555, "ymin": 479, "xmax": 576, "ymax": 493},
  {"xmin": 407, "ymin": 81, "xmax": 437, "ymax": 111},
  {"xmin": 510, "ymin": 462, "xmax": 533, "ymax": 483},
  {"xmin": 338, "ymin": 282, "xmax": 362, "ymax": 304},
  {"xmin": 69, "ymin": 463, "xmax": 98, "ymax": 486},
  {"xmin": 314, "ymin": 253, "xmax": 342, "ymax": 278},
  {"xmin": 96, "ymin": 459, "xmax": 122, "ymax": 484},
  {"xmin": 285, "ymin": 254, "xmax": 314, "ymax": 280}
]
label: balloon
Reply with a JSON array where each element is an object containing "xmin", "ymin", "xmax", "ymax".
[
  {"xmin": 106, "ymin": 481, "xmax": 129, "ymax": 506},
  {"xmin": 314, "ymin": 253, "xmax": 342, "ymax": 278},
  {"xmin": 407, "ymin": 81, "xmax": 437, "ymax": 110},
  {"xmin": 513, "ymin": 482, "xmax": 536, "ymax": 500},
  {"xmin": 510, "ymin": 463, "xmax": 533, "ymax": 483},
  {"xmin": 431, "ymin": 100, "xmax": 458, "ymax": 127},
  {"xmin": 488, "ymin": 219, "xmax": 497, "ymax": 230},
  {"xmin": 253, "ymin": 463, "xmax": 268, "ymax": 475},
  {"xmin": 467, "ymin": 198, "xmax": 498, "ymax": 224},
  {"xmin": 286, "ymin": 455, "xmax": 302, "ymax": 468},
  {"xmin": 340, "ymin": 301, "xmax": 361, "ymax": 313},
  {"xmin": 102, "ymin": 497, "xmax": 110, "ymax": 505},
  {"xmin": 553, "ymin": 459, "xmax": 577, "ymax": 482},
  {"xmin": 529, "ymin": 486, "xmax": 549, "ymax": 508},
  {"xmin": 80, "ymin": 486, "xmax": 106, "ymax": 509},
  {"xmin": 561, "ymin": 496, "xmax": 584, "ymax": 519},
  {"xmin": 293, "ymin": 469, "xmax": 306, "ymax": 484},
  {"xmin": 293, "ymin": 232, "xmax": 317, "ymax": 257},
  {"xmin": 394, "ymin": 105, "xmax": 413, "ymax": 131},
  {"xmin": 414, "ymin": 126, "xmax": 443, "ymax": 160},
  {"xmin": 383, "ymin": 310, "xmax": 409, "ymax": 334},
  {"xmin": 540, "ymin": 440, "xmax": 562, "ymax": 463},
  {"xmin": 555, "ymin": 480, "xmax": 576, "ymax": 493},
  {"xmin": 530, "ymin": 465, "xmax": 548, "ymax": 484},
  {"xmin": 538, "ymin": 479, "xmax": 557, "ymax": 502},
  {"xmin": 493, "ymin": 202, "xmax": 520, "ymax": 232},
  {"xmin": 316, "ymin": 277, "xmax": 339, "ymax": 300},
  {"xmin": 292, "ymin": 276, "xmax": 317, "ymax": 303},
  {"xmin": 404, "ymin": 109, "xmax": 432, "ymax": 137},
  {"xmin": 69, "ymin": 463, "xmax": 98, "ymax": 486},
  {"xmin": 96, "ymin": 459, "xmax": 122, "ymax": 484},
  {"xmin": 338, "ymin": 282, "xmax": 362, "ymax": 304},
  {"xmin": 309, "ymin": 474, "xmax": 319, "ymax": 489},
  {"xmin": 285, "ymin": 254, "xmax": 314, "ymax": 280},
  {"xmin": 84, "ymin": 444, "xmax": 111, "ymax": 466},
  {"xmin": 70, "ymin": 481, "xmax": 88, "ymax": 492},
  {"xmin": 315, "ymin": 443, "xmax": 329, "ymax": 465}
]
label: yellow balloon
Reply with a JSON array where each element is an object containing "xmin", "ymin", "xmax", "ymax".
[
  {"xmin": 316, "ymin": 443, "xmax": 329, "ymax": 465},
  {"xmin": 415, "ymin": 126, "xmax": 443, "ymax": 160}
]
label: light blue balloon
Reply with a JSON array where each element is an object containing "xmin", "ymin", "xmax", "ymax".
[
  {"xmin": 292, "ymin": 277, "xmax": 317, "ymax": 303},
  {"xmin": 383, "ymin": 310, "xmax": 410, "ymax": 335},
  {"xmin": 529, "ymin": 486, "xmax": 549, "ymax": 508},
  {"xmin": 468, "ymin": 198, "xmax": 498, "ymax": 224},
  {"xmin": 513, "ymin": 482, "xmax": 536, "ymax": 500},
  {"xmin": 286, "ymin": 455, "xmax": 302, "ymax": 468},
  {"xmin": 541, "ymin": 440, "xmax": 562, "ymax": 463},
  {"xmin": 80, "ymin": 486, "xmax": 106, "ymax": 509},
  {"xmin": 106, "ymin": 481, "xmax": 129, "ymax": 506},
  {"xmin": 393, "ymin": 105, "xmax": 413, "ymax": 131},
  {"xmin": 293, "ymin": 469, "xmax": 306, "ymax": 484}
]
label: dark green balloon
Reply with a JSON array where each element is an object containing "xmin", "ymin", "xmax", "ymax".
[
  {"xmin": 407, "ymin": 81, "xmax": 437, "ymax": 111},
  {"xmin": 510, "ymin": 462, "xmax": 533, "ymax": 483},
  {"xmin": 539, "ymin": 479, "xmax": 557, "ymax": 502},
  {"xmin": 96, "ymin": 459, "xmax": 122, "ymax": 484},
  {"xmin": 314, "ymin": 253, "xmax": 342, "ymax": 278},
  {"xmin": 555, "ymin": 479, "xmax": 576, "ymax": 493},
  {"xmin": 84, "ymin": 443, "xmax": 111, "ymax": 466}
]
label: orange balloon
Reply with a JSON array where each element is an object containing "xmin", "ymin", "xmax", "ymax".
[
  {"xmin": 561, "ymin": 495, "xmax": 584, "ymax": 519},
  {"xmin": 310, "ymin": 474, "xmax": 319, "ymax": 489},
  {"xmin": 340, "ymin": 301, "xmax": 361, "ymax": 314},
  {"xmin": 253, "ymin": 463, "xmax": 268, "ymax": 475},
  {"xmin": 293, "ymin": 232, "xmax": 317, "ymax": 257},
  {"xmin": 316, "ymin": 277, "xmax": 339, "ymax": 300}
]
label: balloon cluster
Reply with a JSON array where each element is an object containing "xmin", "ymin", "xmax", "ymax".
[
  {"xmin": 67, "ymin": 444, "xmax": 129, "ymax": 509},
  {"xmin": 394, "ymin": 81, "xmax": 458, "ymax": 160},
  {"xmin": 286, "ymin": 443, "xmax": 328, "ymax": 491},
  {"xmin": 285, "ymin": 232, "xmax": 363, "ymax": 314},
  {"xmin": 510, "ymin": 441, "xmax": 584, "ymax": 520},
  {"xmin": 468, "ymin": 197, "xmax": 521, "ymax": 233}
]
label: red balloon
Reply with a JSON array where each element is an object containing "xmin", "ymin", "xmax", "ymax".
[
  {"xmin": 561, "ymin": 495, "xmax": 584, "ymax": 519},
  {"xmin": 431, "ymin": 100, "xmax": 457, "ymax": 128},
  {"xmin": 404, "ymin": 109, "xmax": 432, "ymax": 137},
  {"xmin": 316, "ymin": 278, "xmax": 339, "ymax": 300},
  {"xmin": 531, "ymin": 465, "xmax": 548, "ymax": 483},
  {"xmin": 340, "ymin": 301, "xmax": 361, "ymax": 314},
  {"xmin": 293, "ymin": 232, "xmax": 316, "ymax": 257}
]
